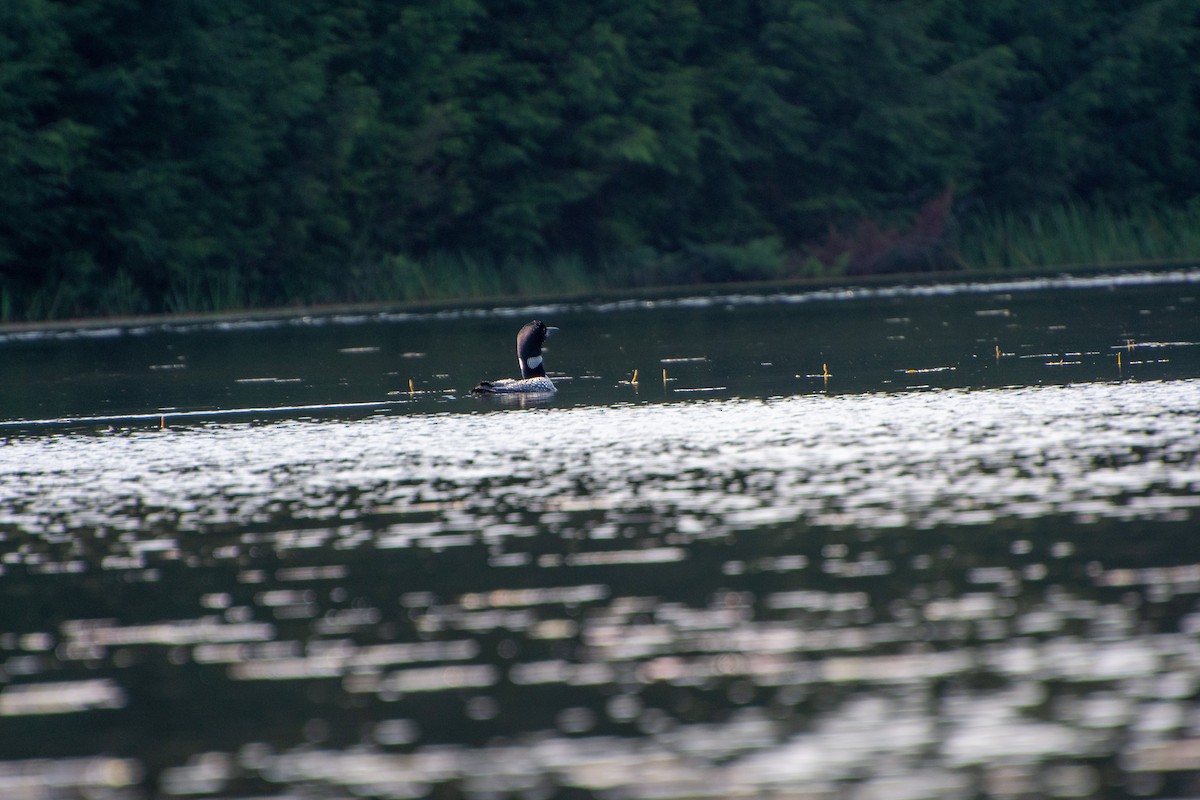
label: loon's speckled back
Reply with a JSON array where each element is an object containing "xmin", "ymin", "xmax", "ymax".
[{"xmin": 471, "ymin": 320, "xmax": 558, "ymax": 394}]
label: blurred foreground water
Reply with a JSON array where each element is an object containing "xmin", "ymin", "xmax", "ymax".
[{"xmin": 1, "ymin": 271, "xmax": 1199, "ymax": 799}]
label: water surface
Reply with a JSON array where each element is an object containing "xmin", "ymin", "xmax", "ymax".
[{"xmin": 1, "ymin": 271, "xmax": 1199, "ymax": 799}]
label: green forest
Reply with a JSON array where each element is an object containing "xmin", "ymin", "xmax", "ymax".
[{"xmin": 2, "ymin": 0, "xmax": 1198, "ymax": 320}]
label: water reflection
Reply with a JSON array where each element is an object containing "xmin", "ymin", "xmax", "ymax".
[
  {"xmin": 0, "ymin": 269, "xmax": 1197, "ymax": 428},
  {"xmin": 0, "ymin": 275, "xmax": 1199, "ymax": 798}
]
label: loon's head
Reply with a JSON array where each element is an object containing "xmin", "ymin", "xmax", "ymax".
[{"xmin": 517, "ymin": 320, "xmax": 557, "ymax": 378}]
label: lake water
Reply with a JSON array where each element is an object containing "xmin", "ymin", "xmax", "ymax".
[{"xmin": 1, "ymin": 270, "xmax": 1199, "ymax": 799}]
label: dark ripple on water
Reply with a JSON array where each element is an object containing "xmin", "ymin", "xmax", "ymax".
[{"xmin": 1, "ymin": 377, "xmax": 1200, "ymax": 798}]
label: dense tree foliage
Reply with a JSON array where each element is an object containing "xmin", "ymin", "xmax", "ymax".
[{"xmin": 1, "ymin": 0, "xmax": 1197, "ymax": 318}]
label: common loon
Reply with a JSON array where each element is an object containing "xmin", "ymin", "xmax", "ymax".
[{"xmin": 471, "ymin": 320, "xmax": 559, "ymax": 394}]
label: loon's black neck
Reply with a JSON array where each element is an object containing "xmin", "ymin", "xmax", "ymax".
[
  {"xmin": 520, "ymin": 355, "xmax": 546, "ymax": 379},
  {"xmin": 516, "ymin": 320, "xmax": 554, "ymax": 378}
]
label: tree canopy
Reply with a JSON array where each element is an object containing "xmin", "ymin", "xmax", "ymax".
[{"xmin": 1, "ymin": 0, "xmax": 1197, "ymax": 318}]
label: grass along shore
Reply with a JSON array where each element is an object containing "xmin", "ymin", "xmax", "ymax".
[
  {"xmin": 4, "ymin": 202, "xmax": 1199, "ymax": 323},
  {"xmin": 959, "ymin": 202, "xmax": 1200, "ymax": 273}
]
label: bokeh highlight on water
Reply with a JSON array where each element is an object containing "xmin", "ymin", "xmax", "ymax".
[{"xmin": 0, "ymin": 271, "xmax": 1199, "ymax": 799}]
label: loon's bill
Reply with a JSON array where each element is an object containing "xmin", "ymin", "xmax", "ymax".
[{"xmin": 471, "ymin": 320, "xmax": 558, "ymax": 395}]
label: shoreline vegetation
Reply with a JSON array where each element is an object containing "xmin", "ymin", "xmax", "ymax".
[
  {"xmin": 2, "ymin": 250, "xmax": 1196, "ymax": 337},
  {"xmin": 3, "ymin": 1, "xmax": 1197, "ymax": 323},
  {"xmin": 5, "ymin": 200, "xmax": 1200, "ymax": 326}
]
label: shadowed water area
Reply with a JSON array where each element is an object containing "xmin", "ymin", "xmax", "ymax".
[{"xmin": 1, "ymin": 271, "xmax": 1199, "ymax": 799}]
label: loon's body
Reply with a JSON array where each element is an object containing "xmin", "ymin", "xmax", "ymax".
[{"xmin": 471, "ymin": 320, "xmax": 558, "ymax": 395}]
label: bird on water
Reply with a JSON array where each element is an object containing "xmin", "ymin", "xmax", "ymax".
[{"xmin": 471, "ymin": 320, "xmax": 559, "ymax": 394}]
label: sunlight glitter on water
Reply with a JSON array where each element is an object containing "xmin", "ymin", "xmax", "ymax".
[
  {"xmin": 1, "ymin": 270, "xmax": 1199, "ymax": 798},
  {"xmin": 0, "ymin": 377, "xmax": 1197, "ymax": 797},
  {"xmin": 4, "ymin": 380, "xmax": 1197, "ymax": 558}
]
